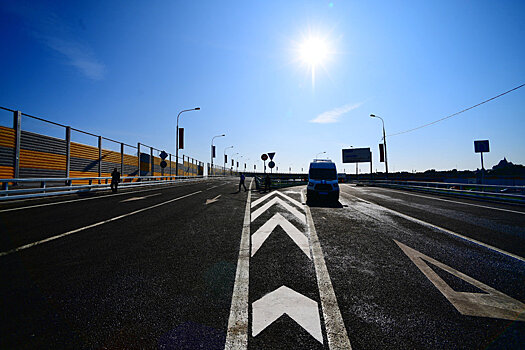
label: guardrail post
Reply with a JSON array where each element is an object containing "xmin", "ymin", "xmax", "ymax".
[
  {"xmin": 150, "ymin": 147, "xmax": 154, "ymax": 177},
  {"xmin": 65, "ymin": 126, "xmax": 71, "ymax": 182},
  {"xmin": 13, "ymin": 111, "xmax": 21, "ymax": 179},
  {"xmin": 137, "ymin": 142, "xmax": 141, "ymax": 177},
  {"xmin": 120, "ymin": 143, "xmax": 124, "ymax": 176},
  {"xmin": 98, "ymin": 136, "xmax": 102, "ymax": 183}
]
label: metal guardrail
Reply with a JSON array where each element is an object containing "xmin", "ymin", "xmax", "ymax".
[
  {"xmin": 359, "ymin": 180, "xmax": 525, "ymax": 204},
  {"xmin": 0, "ymin": 175, "xmax": 227, "ymax": 201},
  {"xmin": 254, "ymin": 175, "xmax": 307, "ymax": 190}
]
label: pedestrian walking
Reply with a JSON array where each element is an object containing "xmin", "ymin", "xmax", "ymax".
[
  {"xmin": 111, "ymin": 168, "xmax": 121, "ymax": 193},
  {"xmin": 238, "ymin": 173, "xmax": 247, "ymax": 192},
  {"xmin": 264, "ymin": 174, "xmax": 271, "ymax": 193}
]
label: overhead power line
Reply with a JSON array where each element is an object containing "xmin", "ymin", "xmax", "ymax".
[{"xmin": 388, "ymin": 83, "xmax": 525, "ymax": 137}]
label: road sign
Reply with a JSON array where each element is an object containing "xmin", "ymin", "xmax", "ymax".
[
  {"xmin": 474, "ymin": 140, "xmax": 489, "ymax": 153},
  {"xmin": 342, "ymin": 148, "xmax": 371, "ymax": 163},
  {"xmin": 379, "ymin": 144, "xmax": 385, "ymax": 162},
  {"xmin": 159, "ymin": 151, "xmax": 168, "ymax": 160},
  {"xmin": 268, "ymin": 152, "xmax": 276, "ymax": 160},
  {"xmin": 268, "ymin": 161, "xmax": 275, "ymax": 168},
  {"xmin": 261, "ymin": 154, "xmax": 268, "ymax": 161},
  {"xmin": 211, "ymin": 145, "xmax": 216, "ymax": 158},
  {"xmin": 160, "ymin": 160, "xmax": 167, "ymax": 168}
]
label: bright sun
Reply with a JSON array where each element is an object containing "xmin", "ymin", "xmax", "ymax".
[
  {"xmin": 295, "ymin": 33, "xmax": 333, "ymax": 87},
  {"xmin": 299, "ymin": 36, "xmax": 329, "ymax": 67}
]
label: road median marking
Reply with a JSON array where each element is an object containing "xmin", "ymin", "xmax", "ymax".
[
  {"xmin": 342, "ymin": 191, "xmax": 525, "ymax": 263},
  {"xmin": 252, "ymin": 285, "xmax": 323, "ymax": 343},
  {"xmin": 302, "ymin": 190, "xmax": 352, "ymax": 349},
  {"xmin": 251, "ymin": 213, "xmax": 311, "ymax": 258},
  {"xmin": 396, "ymin": 240, "xmax": 525, "ymax": 321},
  {"xmin": 0, "ymin": 191, "xmax": 202, "ymax": 258}
]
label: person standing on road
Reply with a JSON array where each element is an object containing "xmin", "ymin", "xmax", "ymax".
[
  {"xmin": 238, "ymin": 173, "xmax": 247, "ymax": 192},
  {"xmin": 111, "ymin": 168, "xmax": 121, "ymax": 193},
  {"xmin": 264, "ymin": 174, "xmax": 271, "ymax": 193}
]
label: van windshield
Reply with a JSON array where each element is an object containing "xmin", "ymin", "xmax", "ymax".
[{"xmin": 309, "ymin": 168, "xmax": 337, "ymax": 180}]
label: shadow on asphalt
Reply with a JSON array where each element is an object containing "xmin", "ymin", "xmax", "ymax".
[{"xmin": 306, "ymin": 200, "xmax": 343, "ymax": 208}]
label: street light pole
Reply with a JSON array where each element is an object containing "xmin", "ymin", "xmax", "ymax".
[
  {"xmin": 211, "ymin": 134, "xmax": 225, "ymax": 175},
  {"xmin": 370, "ymin": 114, "xmax": 388, "ymax": 177},
  {"xmin": 224, "ymin": 146, "xmax": 233, "ymax": 175},
  {"xmin": 176, "ymin": 107, "xmax": 200, "ymax": 176},
  {"xmin": 316, "ymin": 151, "xmax": 326, "ymax": 159}
]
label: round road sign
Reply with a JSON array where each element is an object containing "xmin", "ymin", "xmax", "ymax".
[
  {"xmin": 160, "ymin": 160, "xmax": 168, "ymax": 168},
  {"xmin": 268, "ymin": 161, "xmax": 275, "ymax": 169},
  {"xmin": 261, "ymin": 154, "xmax": 268, "ymax": 161}
]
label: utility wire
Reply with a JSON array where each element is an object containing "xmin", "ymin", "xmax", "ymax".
[{"xmin": 388, "ymin": 83, "xmax": 525, "ymax": 137}]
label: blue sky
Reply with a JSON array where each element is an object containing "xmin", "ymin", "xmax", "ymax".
[{"xmin": 1, "ymin": 0, "xmax": 524, "ymax": 173}]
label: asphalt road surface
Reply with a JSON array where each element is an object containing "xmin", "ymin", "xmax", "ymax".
[{"xmin": 0, "ymin": 178, "xmax": 523, "ymax": 349}]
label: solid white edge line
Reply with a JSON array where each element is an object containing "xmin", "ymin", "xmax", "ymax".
[
  {"xmin": 0, "ymin": 177, "xmax": 220, "ymax": 213},
  {"xmin": 225, "ymin": 178, "xmax": 253, "ymax": 349},
  {"xmin": 302, "ymin": 190, "xmax": 352, "ymax": 349},
  {"xmin": 341, "ymin": 190, "xmax": 525, "ymax": 263},
  {"xmin": 0, "ymin": 190, "xmax": 202, "ymax": 258},
  {"xmin": 343, "ymin": 184, "xmax": 525, "ymax": 215}
]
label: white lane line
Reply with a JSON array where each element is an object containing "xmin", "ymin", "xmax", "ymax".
[
  {"xmin": 302, "ymin": 190, "xmax": 352, "ymax": 349},
  {"xmin": 343, "ymin": 184, "xmax": 525, "ymax": 215},
  {"xmin": 0, "ymin": 191, "xmax": 202, "ymax": 258},
  {"xmin": 120, "ymin": 193, "xmax": 161, "ymax": 202},
  {"xmin": 225, "ymin": 178, "xmax": 253, "ymax": 349},
  {"xmin": 0, "ymin": 178, "xmax": 213, "ymax": 213},
  {"xmin": 342, "ymin": 191, "xmax": 525, "ymax": 263}
]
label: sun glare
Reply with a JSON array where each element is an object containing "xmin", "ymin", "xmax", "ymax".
[
  {"xmin": 294, "ymin": 32, "xmax": 334, "ymax": 88},
  {"xmin": 299, "ymin": 36, "xmax": 329, "ymax": 67}
]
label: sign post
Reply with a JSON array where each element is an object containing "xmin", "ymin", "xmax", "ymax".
[
  {"xmin": 474, "ymin": 140, "xmax": 490, "ymax": 185},
  {"xmin": 261, "ymin": 154, "xmax": 268, "ymax": 173}
]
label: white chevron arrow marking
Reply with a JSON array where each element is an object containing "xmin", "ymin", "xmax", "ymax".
[
  {"xmin": 251, "ymin": 197, "xmax": 306, "ymax": 224},
  {"xmin": 252, "ymin": 285, "xmax": 323, "ymax": 343},
  {"xmin": 251, "ymin": 190, "xmax": 303, "ymax": 210},
  {"xmin": 396, "ymin": 240, "xmax": 525, "ymax": 321},
  {"xmin": 251, "ymin": 213, "xmax": 311, "ymax": 258}
]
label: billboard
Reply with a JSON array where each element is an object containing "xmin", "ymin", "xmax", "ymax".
[{"xmin": 342, "ymin": 148, "xmax": 371, "ymax": 163}]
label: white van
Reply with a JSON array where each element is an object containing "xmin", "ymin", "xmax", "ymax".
[{"xmin": 307, "ymin": 159, "xmax": 339, "ymax": 201}]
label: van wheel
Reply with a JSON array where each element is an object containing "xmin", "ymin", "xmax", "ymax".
[{"xmin": 307, "ymin": 189, "xmax": 314, "ymax": 202}]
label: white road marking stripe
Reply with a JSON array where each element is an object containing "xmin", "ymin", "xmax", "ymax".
[
  {"xmin": 252, "ymin": 285, "xmax": 323, "ymax": 343},
  {"xmin": 343, "ymin": 184, "xmax": 525, "ymax": 215},
  {"xmin": 120, "ymin": 193, "xmax": 160, "ymax": 202},
  {"xmin": 225, "ymin": 179, "xmax": 253, "ymax": 349},
  {"xmin": 251, "ymin": 190, "xmax": 303, "ymax": 210},
  {"xmin": 342, "ymin": 192, "xmax": 525, "ymax": 263},
  {"xmin": 302, "ymin": 190, "xmax": 352, "ymax": 349},
  {"xmin": 251, "ymin": 213, "xmax": 311, "ymax": 259},
  {"xmin": 0, "ymin": 191, "xmax": 202, "ymax": 258},
  {"xmin": 251, "ymin": 197, "xmax": 306, "ymax": 224},
  {"xmin": 395, "ymin": 240, "xmax": 525, "ymax": 321},
  {"xmin": 0, "ymin": 178, "xmax": 213, "ymax": 213}
]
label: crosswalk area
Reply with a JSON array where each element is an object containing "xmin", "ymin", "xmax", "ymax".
[{"xmin": 226, "ymin": 185, "xmax": 350, "ymax": 349}]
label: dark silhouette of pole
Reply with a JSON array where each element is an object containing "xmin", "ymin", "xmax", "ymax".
[
  {"xmin": 176, "ymin": 107, "xmax": 200, "ymax": 177},
  {"xmin": 370, "ymin": 114, "xmax": 388, "ymax": 177},
  {"xmin": 211, "ymin": 134, "xmax": 225, "ymax": 175},
  {"xmin": 224, "ymin": 146, "xmax": 233, "ymax": 175}
]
